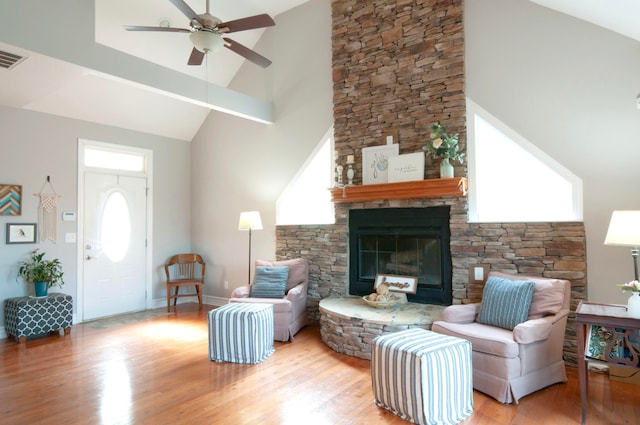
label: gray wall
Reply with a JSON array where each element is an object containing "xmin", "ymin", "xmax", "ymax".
[
  {"xmin": 466, "ymin": 0, "xmax": 640, "ymax": 304},
  {"xmin": 0, "ymin": 105, "xmax": 191, "ymax": 328},
  {"xmin": 190, "ymin": 0, "xmax": 333, "ymax": 297}
]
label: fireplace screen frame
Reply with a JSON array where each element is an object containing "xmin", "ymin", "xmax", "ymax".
[{"xmin": 348, "ymin": 206, "xmax": 452, "ymax": 305}]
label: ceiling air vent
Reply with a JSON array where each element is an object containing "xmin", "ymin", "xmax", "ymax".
[{"xmin": 0, "ymin": 50, "xmax": 27, "ymax": 70}]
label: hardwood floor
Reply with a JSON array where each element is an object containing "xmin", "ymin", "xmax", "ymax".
[{"xmin": 1, "ymin": 303, "xmax": 638, "ymax": 425}]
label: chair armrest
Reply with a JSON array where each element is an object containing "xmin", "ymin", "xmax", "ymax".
[
  {"xmin": 285, "ymin": 283, "xmax": 306, "ymax": 302},
  {"xmin": 230, "ymin": 285, "xmax": 250, "ymax": 298},
  {"xmin": 440, "ymin": 303, "xmax": 481, "ymax": 324},
  {"xmin": 513, "ymin": 309, "xmax": 569, "ymax": 344}
]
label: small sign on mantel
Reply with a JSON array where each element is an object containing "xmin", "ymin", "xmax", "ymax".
[{"xmin": 388, "ymin": 152, "xmax": 425, "ymax": 183}]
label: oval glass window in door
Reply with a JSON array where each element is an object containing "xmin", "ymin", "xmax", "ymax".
[{"xmin": 102, "ymin": 191, "xmax": 131, "ymax": 263}]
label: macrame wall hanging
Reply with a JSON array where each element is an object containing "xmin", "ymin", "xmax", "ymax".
[{"xmin": 35, "ymin": 176, "xmax": 61, "ymax": 243}]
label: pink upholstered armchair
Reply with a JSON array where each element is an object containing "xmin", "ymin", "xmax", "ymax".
[
  {"xmin": 432, "ymin": 271, "xmax": 570, "ymax": 404},
  {"xmin": 229, "ymin": 258, "xmax": 309, "ymax": 342}
]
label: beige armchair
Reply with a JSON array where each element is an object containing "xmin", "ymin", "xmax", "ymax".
[
  {"xmin": 229, "ymin": 258, "xmax": 309, "ymax": 342},
  {"xmin": 432, "ymin": 271, "xmax": 570, "ymax": 404}
]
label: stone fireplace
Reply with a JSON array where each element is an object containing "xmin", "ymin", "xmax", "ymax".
[
  {"xmin": 348, "ymin": 206, "xmax": 452, "ymax": 305},
  {"xmin": 275, "ymin": 0, "xmax": 586, "ymax": 366}
]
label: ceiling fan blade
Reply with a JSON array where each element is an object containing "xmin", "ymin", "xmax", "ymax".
[
  {"xmin": 223, "ymin": 37, "xmax": 272, "ymax": 68},
  {"xmin": 218, "ymin": 14, "xmax": 275, "ymax": 33},
  {"xmin": 188, "ymin": 47, "xmax": 205, "ymax": 66},
  {"xmin": 168, "ymin": 0, "xmax": 202, "ymax": 25},
  {"xmin": 123, "ymin": 25, "xmax": 190, "ymax": 33}
]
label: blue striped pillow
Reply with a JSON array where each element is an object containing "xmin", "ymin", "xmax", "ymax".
[
  {"xmin": 477, "ymin": 276, "xmax": 535, "ymax": 330},
  {"xmin": 250, "ymin": 266, "xmax": 289, "ymax": 298}
]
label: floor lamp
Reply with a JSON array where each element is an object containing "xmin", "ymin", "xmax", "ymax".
[
  {"xmin": 238, "ymin": 211, "xmax": 263, "ymax": 285},
  {"xmin": 605, "ymin": 210, "xmax": 640, "ymax": 281}
]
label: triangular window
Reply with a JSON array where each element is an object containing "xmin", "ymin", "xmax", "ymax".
[
  {"xmin": 277, "ymin": 128, "xmax": 335, "ymax": 225},
  {"xmin": 467, "ymin": 99, "xmax": 582, "ymax": 222}
]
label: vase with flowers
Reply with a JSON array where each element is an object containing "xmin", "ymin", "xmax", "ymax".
[
  {"xmin": 617, "ymin": 280, "xmax": 640, "ymax": 318},
  {"xmin": 422, "ymin": 123, "xmax": 465, "ymax": 178}
]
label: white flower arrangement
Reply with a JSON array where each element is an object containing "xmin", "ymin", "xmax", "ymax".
[
  {"xmin": 617, "ymin": 280, "xmax": 640, "ymax": 292},
  {"xmin": 422, "ymin": 122, "xmax": 465, "ymax": 163}
]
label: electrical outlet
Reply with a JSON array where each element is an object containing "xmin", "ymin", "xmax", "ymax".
[
  {"xmin": 469, "ymin": 264, "xmax": 490, "ymax": 284},
  {"xmin": 224, "ymin": 280, "xmax": 229, "ymax": 289}
]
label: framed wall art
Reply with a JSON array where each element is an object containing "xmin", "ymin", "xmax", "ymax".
[
  {"xmin": 6, "ymin": 223, "xmax": 37, "ymax": 244},
  {"xmin": 374, "ymin": 274, "xmax": 418, "ymax": 294},
  {"xmin": 0, "ymin": 184, "xmax": 22, "ymax": 216},
  {"xmin": 362, "ymin": 144, "xmax": 399, "ymax": 185},
  {"xmin": 388, "ymin": 152, "xmax": 425, "ymax": 183}
]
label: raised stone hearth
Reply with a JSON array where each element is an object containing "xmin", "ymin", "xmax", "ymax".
[{"xmin": 319, "ymin": 297, "xmax": 445, "ymax": 360}]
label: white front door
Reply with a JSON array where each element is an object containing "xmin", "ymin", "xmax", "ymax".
[{"xmin": 83, "ymin": 172, "xmax": 147, "ymax": 320}]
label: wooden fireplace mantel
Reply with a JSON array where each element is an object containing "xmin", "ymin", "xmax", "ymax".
[{"xmin": 329, "ymin": 177, "xmax": 468, "ymax": 203}]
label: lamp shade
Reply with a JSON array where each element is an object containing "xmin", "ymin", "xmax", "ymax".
[
  {"xmin": 190, "ymin": 31, "xmax": 224, "ymax": 53},
  {"xmin": 604, "ymin": 210, "xmax": 640, "ymax": 246},
  {"xmin": 238, "ymin": 211, "xmax": 263, "ymax": 231}
]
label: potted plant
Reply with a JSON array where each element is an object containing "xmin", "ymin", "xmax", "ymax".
[
  {"xmin": 422, "ymin": 122, "xmax": 465, "ymax": 178},
  {"xmin": 17, "ymin": 249, "xmax": 64, "ymax": 297}
]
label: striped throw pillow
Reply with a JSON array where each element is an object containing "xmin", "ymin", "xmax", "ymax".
[
  {"xmin": 477, "ymin": 276, "xmax": 535, "ymax": 330},
  {"xmin": 250, "ymin": 266, "xmax": 289, "ymax": 298}
]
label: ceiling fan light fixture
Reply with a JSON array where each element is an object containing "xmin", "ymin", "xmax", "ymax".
[{"xmin": 190, "ymin": 31, "xmax": 223, "ymax": 53}]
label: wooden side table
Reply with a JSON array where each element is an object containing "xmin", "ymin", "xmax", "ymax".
[
  {"xmin": 4, "ymin": 293, "xmax": 73, "ymax": 343},
  {"xmin": 576, "ymin": 301, "xmax": 640, "ymax": 424}
]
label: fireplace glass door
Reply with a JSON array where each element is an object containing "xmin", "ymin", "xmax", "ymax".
[
  {"xmin": 348, "ymin": 206, "xmax": 452, "ymax": 305},
  {"xmin": 358, "ymin": 235, "xmax": 442, "ymax": 286}
]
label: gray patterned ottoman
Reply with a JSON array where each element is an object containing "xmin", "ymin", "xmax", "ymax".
[
  {"xmin": 208, "ymin": 303, "xmax": 274, "ymax": 364},
  {"xmin": 371, "ymin": 328, "xmax": 473, "ymax": 425},
  {"xmin": 4, "ymin": 293, "xmax": 73, "ymax": 343}
]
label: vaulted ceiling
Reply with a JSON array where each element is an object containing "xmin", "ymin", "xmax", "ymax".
[{"xmin": 0, "ymin": 1, "xmax": 637, "ymax": 141}]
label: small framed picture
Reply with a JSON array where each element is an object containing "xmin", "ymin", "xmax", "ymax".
[
  {"xmin": 6, "ymin": 223, "xmax": 37, "ymax": 244},
  {"xmin": 388, "ymin": 152, "xmax": 425, "ymax": 183},
  {"xmin": 375, "ymin": 274, "xmax": 418, "ymax": 294},
  {"xmin": 362, "ymin": 144, "xmax": 399, "ymax": 185}
]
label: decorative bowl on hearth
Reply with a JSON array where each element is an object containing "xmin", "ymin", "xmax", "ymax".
[{"xmin": 362, "ymin": 294, "xmax": 400, "ymax": 309}]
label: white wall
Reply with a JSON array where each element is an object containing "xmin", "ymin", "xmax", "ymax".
[
  {"xmin": 190, "ymin": 0, "xmax": 333, "ymax": 297},
  {"xmin": 465, "ymin": 0, "xmax": 640, "ymax": 304},
  {"xmin": 0, "ymin": 106, "xmax": 191, "ymax": 327}
]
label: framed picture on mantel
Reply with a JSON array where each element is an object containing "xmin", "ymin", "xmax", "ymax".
[
  {"xmin": 362, "ymin": 144, "xmax": 399, "ymax": 185},
  {"xmin": 388, "ymin": 152, "xmax": 425, "ymax": 183}
]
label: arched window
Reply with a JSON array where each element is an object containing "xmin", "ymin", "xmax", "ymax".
[
  {"xmin": 467, "ymin": 99, "xmax": 582, "ymax": 222},
  {"xmin": 276, "ymin": 128, "xmax": 335, "ymax": 225}
]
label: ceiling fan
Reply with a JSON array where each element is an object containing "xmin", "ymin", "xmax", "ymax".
[{"xmin": 124, "ymin": 0, "xmax": 275, "ymax": 68}]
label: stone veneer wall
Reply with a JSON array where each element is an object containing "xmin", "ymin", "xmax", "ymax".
[
  {"xmin": 332, "ymin": 0, "xmax": 467, "ymax": 179},
  {"xmin": 275, "ymin": 0, "xmax": 586, "ymax": 366},
  {"xmin": 277, "ymin": 213, "xmax": 585, "ymax": 365}
]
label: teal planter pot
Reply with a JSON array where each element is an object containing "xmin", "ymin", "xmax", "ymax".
[{"xmin": 34, "ymin": 281, "xmax": 49, "ymax": 297}]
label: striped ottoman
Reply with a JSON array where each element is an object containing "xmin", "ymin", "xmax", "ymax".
[
  {"xmin": 371, "ymin": 328, "xmax": 473, "ymax": 425},
  {"xmin": 208, "ymin": 303, "xmax": 274, "ymax": 364}
]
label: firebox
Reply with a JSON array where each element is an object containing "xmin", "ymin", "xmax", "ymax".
[{"xmin": 348, "ymin": 206, "xmax": 452, "ymax": 305}]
